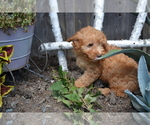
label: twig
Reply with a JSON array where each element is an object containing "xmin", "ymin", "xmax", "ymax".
[
  {"xmin": 40, "ymin": 39, "xmax": 150, "ymax": 51},
  {"xmin": 81, "ymin": 98, "xmax": 91, "ymax": 111}
]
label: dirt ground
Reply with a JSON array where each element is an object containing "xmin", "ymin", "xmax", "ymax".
[{"xmin": 1, "ymin": 56, "xmax": 139, "ymax": 113}]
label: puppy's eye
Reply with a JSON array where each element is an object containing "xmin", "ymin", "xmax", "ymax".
[{"xmin": 87, "ymin": 43, "xmax": 93, "ymax": 47}]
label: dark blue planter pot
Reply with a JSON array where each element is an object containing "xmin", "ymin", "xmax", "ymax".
[{"xmin": 0, "ymin": 25, "xmax": 34, "ymax": 71}]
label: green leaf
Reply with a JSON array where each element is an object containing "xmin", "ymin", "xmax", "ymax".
[
  {"xmin": 95, "ymin": 49, "xmax": 150, "ymax": 70},
  {"xmin": 57, "ymin": 96, "xmax": 65, "ymax": 102},
  {"xmin": 60, "ymin": 88, "xmax": 69, "ymax": 94},
  {"xmin": 89, "ymin": 120, "xmax": 99, "ymax": 125},
  {"xmin": 52, "ymin": 90, "xmax": 60, "ymax": 98},
  {"xmin": 131, "ymin": 95, "xmax": 147, "ymax": 112},
  {"xmin": 124, "ymin": 90, "xmax": 150, "ymax": 111},
  {"xmin": 62, "ymin": 99, "xmax": 72, "ymax": 108},
  {"xmin": 50, "ymin": 66, "xmax": 101, "ymax": 113},
  {"xmin": 77, "ymin": 87, "xmax": 85, "ymax": 94},
  {"xmin": 64, "ymin": 113, "xmax": 72, "ymax": 119},
  {"xmin": 84, "ymin": 94, "xmax": 97, "ymax": 103},
  {"xmin": 0, "ymin": 74, "xmax": 6, "ymax": 84},
  {"xmin": 132, "ymin": 113, "xmax": 150, "ymax": 125},
  {"xmin": 70, "ymin": 86, "xmax": 78, "ymax": 91},
  {"xmin": 75, "ymin": 102, "xmax": 84, "ymax": 107},
  {"xmin": 138, "ymin": 56, "xmax": 150, "ymax": 98},
  {"xmin": 91, "ymin": 91, "xmax": 101, "ymax": 97},
  {"xmin": 0, "ymin": 51, "xmax": 8, "ymax": 61},
  {"xmin": 58, "ymin": 66, "xmax": 66, "ymax": 78},
  {"xmin": 145, "ymin": 87, "xmax": 150, "ymax": 107},
  {"xmin": 49, "ymin": 81, "xmax": 64, "ymax": 90},
  {"xmin": 64, "ymin": 93, "xmax": 81, "ymax": 102},
  {"xmin": 95, "ymin": 49, "xmax": 121, "ymax": 60},
  {"xmin": 89, "ymin": 109, "xmax": 97, "ymax": 113}
]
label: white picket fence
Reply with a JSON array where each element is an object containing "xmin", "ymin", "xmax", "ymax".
[{"xmin": 40, "ymin": 0, "xmax": 149, "ymax": 71}]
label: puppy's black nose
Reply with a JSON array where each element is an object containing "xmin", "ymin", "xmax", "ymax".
[{"xmin": 97, "ymin": 55, "xmax": 102, "ymax": 58}]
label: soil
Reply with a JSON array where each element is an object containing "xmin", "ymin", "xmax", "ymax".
[
  {"xmin": 2, "ymin": 56, "xmax": 138, "ymax": 112},
  {"xmin": 1, "ymin": 56, "xmax": 139, "ymax": 124}
]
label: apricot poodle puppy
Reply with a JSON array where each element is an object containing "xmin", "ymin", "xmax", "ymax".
[{"xmin": 67, "ymin": 26, "xmax": 138, "ymax": 97}]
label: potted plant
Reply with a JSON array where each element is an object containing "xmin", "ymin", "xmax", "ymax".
[
  {"xmin": 0, "ymin": 0, "xmax": 36, "ymax": 71},
  {"xmin": 95, "ymin": 49, "xmax": 150, "ymax": 125},
  {"xmin": 0, "ymin": 45, "xmax": 14, "ymax": 108}
]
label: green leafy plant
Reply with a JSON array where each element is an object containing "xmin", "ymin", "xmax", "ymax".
[
  {"xmin": 125, "ymin": 56, "xmax": 150, "ymax": 112},
  {"xmin": 95, "ymin": 49, "xmax": 150, "ymax": 111},
  {"xmin": 64, "ymin": 113, "xmax": 100, "ymax": 125},
  {"xmin": 96, "ymin": 49, "xmax": 150, "ymax": 125},
  {"xmin": 0, "ymin": 45, "xmax": 14, "ymax": 107},
  {"xmin": 95, "ymin": 49, "xmax": 150, "ymax": 69},
  {"xmin": 49, "ymin": 67, "xmax": 101, "ymax": 124},
  {"xmin": 0, "ymin": 0, "xmax": 36, "ymax": 33},
  {"xmin": 124, "ymin": 56, "xmax": 150, "ymax": 125},
  {"xmin": 49, "ymin": 67, "xmax": 101, "ymax": 112}
]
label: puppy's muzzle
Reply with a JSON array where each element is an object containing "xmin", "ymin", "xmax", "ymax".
[
  {"xmin": 97, "ymin": 55, "xmax": 102, "ymax": 58},
  {"xmin": 94, "ymin": 55, "xmax": 102, "ymax": 61}
]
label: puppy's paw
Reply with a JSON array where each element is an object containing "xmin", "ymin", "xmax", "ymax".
[
  {"xmin": 74, "ymin": 81, "xmax": 86, "ymax": 88},
  {"xmin": 98, "ymin": 88, "xmax": 110, "ymax": 96},
  {"xmin": 116, "ymin": 92, "xmax": 128, "ymax": 98}
]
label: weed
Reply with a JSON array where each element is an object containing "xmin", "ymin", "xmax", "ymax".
[{"xmin": 49, "ymin": 67, "xmax": 101, "ymax": 124}]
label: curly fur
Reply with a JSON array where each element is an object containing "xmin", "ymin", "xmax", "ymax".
[{"xmin": 67, "ymin": 26, "xmax": 138, "ymax": 97}]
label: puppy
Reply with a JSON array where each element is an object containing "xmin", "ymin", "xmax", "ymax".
[{"xmin": 67, "ymin": 26, "xmax": 138, "ymax": 97}]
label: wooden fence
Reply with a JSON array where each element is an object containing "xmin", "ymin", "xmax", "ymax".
[
  {"xmin": 33, "ymin": 13, "xmax": 150, "ymax": 42},
  {"xmin": 31, "ymin": 12, "xmax": 150, "ymax": 57},
  {"xmin": 32, "ymin": 0, "xmax": 150, "ymax": 57},
  {"xmin": 36, "ymin": 0, "xmax": 138, "ymax": 12}
]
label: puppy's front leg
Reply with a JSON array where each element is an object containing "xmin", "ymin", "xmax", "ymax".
[{"xmin": 75, "ymin": 68, "xmax": 100, "ymax": 87}]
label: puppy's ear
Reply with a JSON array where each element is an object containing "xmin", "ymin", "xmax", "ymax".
[
  {"xmin": 67, "ymin": 35, "xmax": 82, "ymax": 52},
  {"xmin": 102, "ymin": 42, "xmax": 109, "ymax": 52},
  {"xmin": 98, "ymin": 34, "xmax": 109, "ymax": 52},
  {"xmin": 67, "ymin": 35, "xmax": 79, "ymax": 42}
]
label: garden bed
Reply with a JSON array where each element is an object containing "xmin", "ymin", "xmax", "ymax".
[{"xmin": 1, "ymin": 56, "xmax": 139, "ymax": 124}]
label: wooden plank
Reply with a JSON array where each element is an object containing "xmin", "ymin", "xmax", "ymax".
[
  {"xmin": 74, "ymin": 0, "xmax": 93, "ymax": 12},
  {"xmin": 58, "ymin": 0, "xmax": 94, "ymax": 12},
  {"xmin": 104, "ymin": 0, "xmax": 137, "ymax": 12},
  {"xmin": 36, "ymin": 0, "xmax": 139, "ymax": 13},
  {"xmin": 74, "ymin": 13, "xmax": 94, "ymax": 31},
  {"xmin": 34, "ymin": 13, "xmax": 137, "ymax": 41},
  {"xmin": 103, "ymin": 13, "xmax": 136, "ymax": 40},
  {"xmin": 64, "ymin": 13, "xmax": 76, "ymax": 39},
  {"xmin": 143, "ymin": 13, "xmax": 150, "ymax": 39},
  {"xmin": 64, "ymin": 13, "xmax": 76, "ymax": 57},
  {"xmin": 36, "ymin": 0, "xmax": 50, "ymax": 12},
  {"xmin": 33, "ymin": 13, "xmax": 137, "ymax": 40},
  {"xmin": 142, "ymin": 14, "xmax": 150, "ymax": 53},
  {"xmin": 58, "ymin": 13, "xmax": 66, "ymax": 40},
  {"xmin": 58, "ymin": 0, "xmax": 76, "ymax": 12},
  {"xmin": 34, "ymin": 13, "xmax": 55, "ymax": 42}
]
